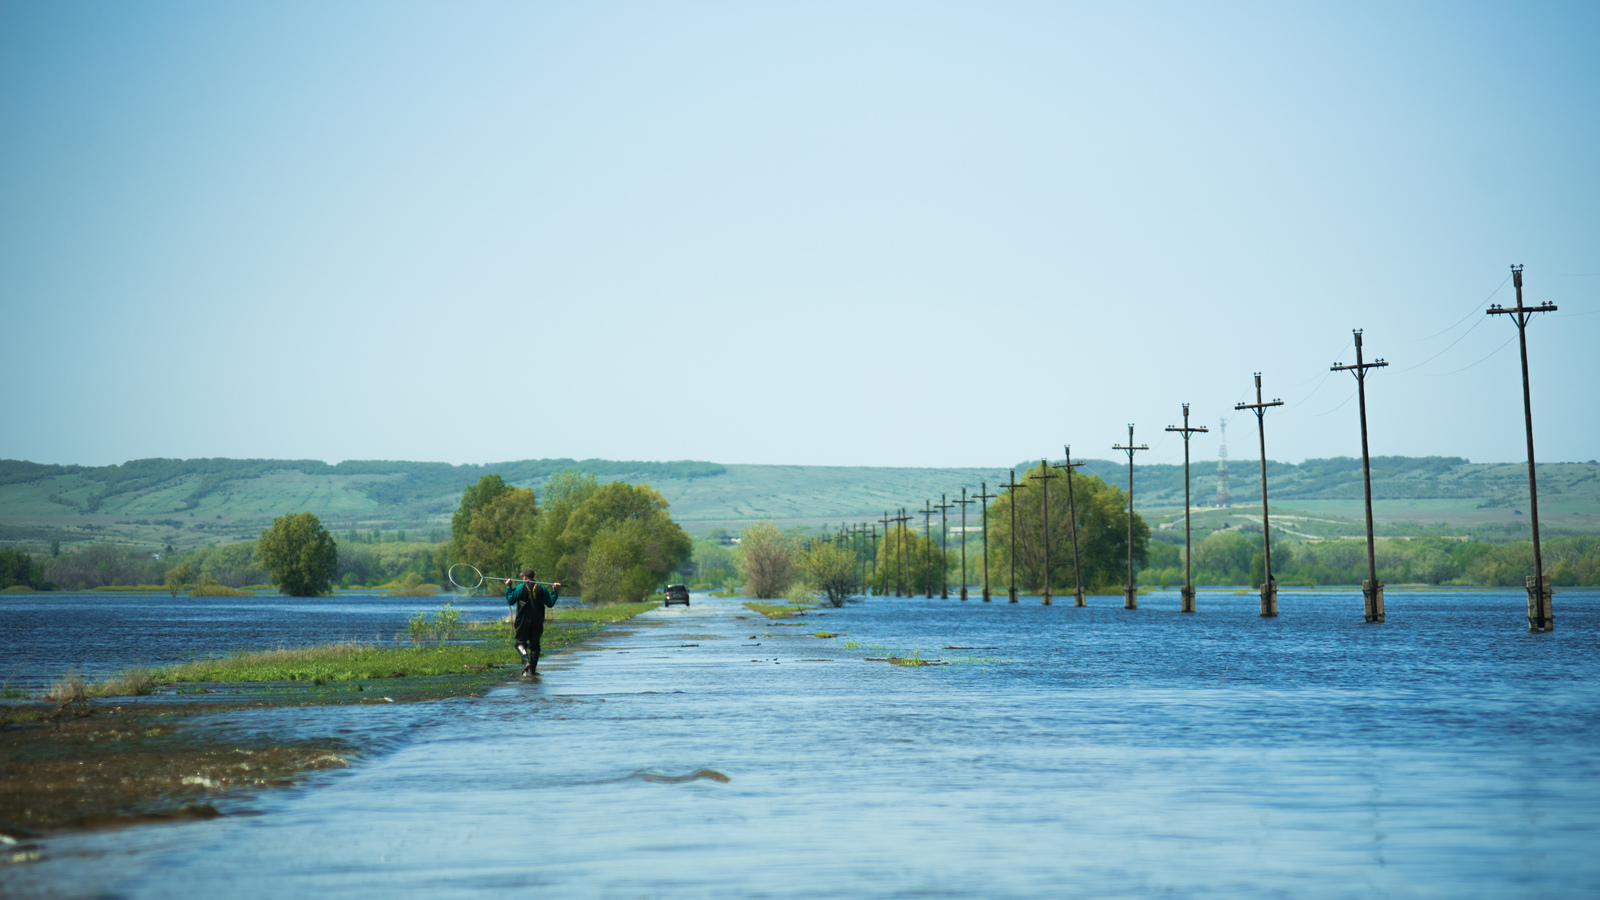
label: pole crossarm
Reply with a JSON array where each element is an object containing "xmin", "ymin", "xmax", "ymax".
[{"xmin": 1052, "ymin": 447, "xmax": 1087, "ymax": 606}]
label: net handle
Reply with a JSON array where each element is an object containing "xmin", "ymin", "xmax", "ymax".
[{"xmin": 448, "ymin": 564, "xmax": 561, "ymax": 590}]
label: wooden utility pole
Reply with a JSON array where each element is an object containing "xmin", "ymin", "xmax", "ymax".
[
  {"xmin": 1488, "ymin": 264, "xmax": 1557, "ymax": 632},
  {"xmin": 894, "ymin": 508, "xmax": 913, "ymax": 597},
  {"xmin": 1112, "ymin": 425, "xmax": 1150, "ymax": 610},
  {"xmin": 935, "ymin": 495, "xmax": 954, "ymax": 599},
  {"xmin": 1000, "ymin": 469, "xmax": 1027, "ymax": 603},
  {"xmin": 1236, "ymin": 374, "xmax": 1285, "ymax": 617},
  {"xmin": 1165, "ymin": 405, "xmax": 1209, "ymax": 613},
  {"xmin": 975, "ymin": 483, "xmax": 997, "ymax": 602},
  {"xmin": 920, "ymin": 501, "xmax": 935, "ymax": 598},
  {"xmin": 877, "ymin": 512, "xmax": 893, "ymax": 596},
  {"xmin": 1028, "ymin": 460, "xmax": 1060, "ymax": 605},
  {"xmin": 1332, "ymin": 331, "xmax": 1389, "ymax": 624},
  {"xmin": 1053, "ymin": 447, "xmax": 1086, "ymax": 606},
  {"xmin": 953, "ymin": 488, "xmax": 975, "ymax": 601}
]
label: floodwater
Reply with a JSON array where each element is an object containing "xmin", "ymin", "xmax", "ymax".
[
  {"xmin": 8, "ymin": 588, "xmax": 1600, "ymax": 898},
  {"xmin": 0, "ymin": 591, "xmax": 517, "ymax": 692}
]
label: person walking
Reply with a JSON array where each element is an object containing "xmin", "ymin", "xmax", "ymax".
[{"xmin": 505, "ymin": 568, "xmax": 560, "ymax": 676}]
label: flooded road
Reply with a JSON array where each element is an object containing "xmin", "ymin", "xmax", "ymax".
[{"xmin": 9, "ymin": 589, "xmax": 1600, "ymax": 898}]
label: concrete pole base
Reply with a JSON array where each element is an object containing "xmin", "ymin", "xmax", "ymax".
[
  {"xmin": 960, "ymin": 587, "xmax": 968, "ymax": 601},
  {"xmin": 1259, "ymin": 580, "xmax": 1278, "ymax": 618},
  {"xmin": 1362, "ymin": 579, "xmax": 1385, "ymax": 623},
  {"xmin": 1124, "ymin": 585, "xmax": 1138, "ymax": 610},
  {"xmin": 982, "ymin": 589, "xmax": 992, "ymax": 602},
  {"xmin": 1074, "ymin": 589, "xmax": 1086, "ymax": 607},
  {"xmin": 1526, "ymin": 574, "xmax": 1553, "ymax": 632},
  {"xmin": 1008, "ymin": 588, "xmax": 1018, "ymax": 604},
  {"xmin": 1180, "ymin": 585, "xmax": 1196, "ymax": 613},
  {"xmin": 1042, "ymin": 591, "xmax": 1052, "ymax": 606}
]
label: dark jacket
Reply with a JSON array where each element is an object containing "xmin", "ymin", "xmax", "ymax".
[{"xmin": 505, "ymin": 582, "xmax": 559, "ymax": 643}]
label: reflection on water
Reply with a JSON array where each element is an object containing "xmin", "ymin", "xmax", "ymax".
[{"xmin": 10, "ymin": 589, "xmax": 1599, "ymax": 898}]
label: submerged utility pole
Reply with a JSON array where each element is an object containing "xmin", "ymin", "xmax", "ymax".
[
  {"xmin": 1112, "ymin": 426, "xmax": 1150, "ymax": 610},
  {"xmin": 1165, "ymin": 405, "xmax": 1209, "ymax": 613},
  {"xmin": 975, "ymin": 483, "xmax": 997, "ymax": 602},
  {"xmin": 871, "ymin": 524, "xmax": 880, "ymax": 594},
  {"xmin": 935, "ymin": 495, "xmax": 954, "ymax": 599},
  {"xmin": 921, "ymin": 501, "xmax": 935, "ymax": 598},
  {"xmin": 1236, "ymin": 374, "xmax": 1285, "ymax": 617},
  {"xmin": 1332, "ymin": 331, "xmax": 1389, "ymax": 624},
  {"xmin": 895, "ymin": 508, "xmax": 912, "ymax": 597},
  {"xmin": 1028, "ymin": 460, "xmax": 1060, "ymax": 605},
  {"xmin": 1053, "ymin": 447, "xmax": 1086, "ymax": 606},
  {"xmin": 953, "ymin": 488, "xmax": 975, "ymax": 601},
  {"xmin": 877, "ymin": 512, "xmax": 893, "ymax": 596},
  {"xmin": 1000, "ymin": 469, "xmax": 1028, "ymax": 603},
  {"xmin": 1488, "ymin": 264, "xmax": 1557, "ymax": 632}
]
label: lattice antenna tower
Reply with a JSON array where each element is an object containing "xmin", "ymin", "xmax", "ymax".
[{"xmin": 1215, "ymin": 417, "xmax": 1231, "ymax": 507}]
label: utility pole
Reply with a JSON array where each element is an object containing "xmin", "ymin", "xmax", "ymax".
[
  {"xmin": 975, "ymin": 483, "xmax": 997, "ymax": 602},
  {"xmin": 935, "ymin": 495, "xmax": 954, "ymax": 599},
  {"xmin": 1236, "ymin": 374, "xmax": 1285, "ymax": 617},
  {"xmin": 1488, "ymin": 264, "xmax": 1557, "ymax": 632},
  {"xmin": 1053, "ymin": 447, "xmax": 1086, "ymax": 606},
  {"xmin": 921, "ymin": 500, "xmax": 935, "ymax": 598},
  {"xmin": 864, "ymin": 522, "xmax": 876, "ymax": 592},
  {"xmin": 1332, "ymin": 331, "xmax": 1389, "ymax": 624},
  {"xmin": 953, "ymin": 489, "xmax": 975, "ymax": 601},
  {"xmin": 1165, "ymin": 405, "xmax": 1209, "ymax": 614},
  {"xmin": 1000, "ymin": 469, "xmax": 1028, "ymax": 603},
  {"xmin": 1028, "ymin": 460, "xmax": 1060, "ymax": 605},
  {"xmin": 1112, "ymin": 425, "xmax": 1150, "ymax": 610},
  {"xmin": 895, "ymin": 508, "xmax": 913, "ymax": 597},
  {"xmin": 877, "ymin": 512, "xmax": 893, "ymax": 596}
]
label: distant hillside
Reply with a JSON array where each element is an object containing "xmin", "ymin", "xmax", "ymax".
[{"xmin": 1, "ymin": 455, "xmax": 1596, "ymax": 554}]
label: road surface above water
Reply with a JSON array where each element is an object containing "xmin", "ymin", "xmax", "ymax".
[{"xmin": 9, "ymin": 589, "xmax": 1600, "ymax": 898}]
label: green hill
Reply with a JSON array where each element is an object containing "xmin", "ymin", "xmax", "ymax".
[{"xmin": 2, "ymin": 455, "xmax": 1596, "ymax": 555}]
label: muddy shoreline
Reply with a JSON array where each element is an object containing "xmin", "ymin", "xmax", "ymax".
[{"xmin": 0, "ymin": 666, "xmax": 518, "ymax": 840}]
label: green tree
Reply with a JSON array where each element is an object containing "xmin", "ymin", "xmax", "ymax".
[
  {"xmin": 0, "ymin": 548, "xmax": 41, "ymax": 589},
  {"xmin": 456, "ymin": 486, "xmax": 539, "ymax": 577},
  {"xmin": 560, "ymin": 481, "xmax": 691, "ymax": 602},
  {"xmin": 519, "ymin": 470, "xmax": 601, "ymax": 587},
  {"xmin": 738, "ymin": 521, "xmax": 800, "ymax": 598},
  {"xmin": 987, "ymin": 465, "xmax": 1147, "ymax": 592},
  {"xmin": 450, "ymin": 474, "xmax": 511, "ymax": 562},
  {"xmin": 869, "ymin": 526, "xmax": 942, "ymax": 595},
  {"xmin": 801, "ymin": 540, "xmax": 858, "ymax": 607},
  {"xmin": 164, "ymin": 561, "xmax": 195, "ymax": 597},
  {"xmin": 257, "ymin": 512, "xmax": 339, "ymax": 596}
]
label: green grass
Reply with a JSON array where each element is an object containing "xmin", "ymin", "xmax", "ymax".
[
  {"xmin": 189, "ymin": 583, "xmax": 254, "ymax": 597},
  {"xmin": 97, "ymin": 602, "xmax": 662, "ymax": 691},
  {"xmin": 743, "ymin": 601, "xmax": 814, "ymax": 618}
]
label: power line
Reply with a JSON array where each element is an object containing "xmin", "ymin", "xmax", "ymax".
[{"xmin": 1395, "ymin": 273, "xmax": 1511, "ymax": 344}]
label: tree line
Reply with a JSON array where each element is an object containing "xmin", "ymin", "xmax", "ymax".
[{"xmin": 0, "ymin": 468, "xmax": 695, "ymax": 599}]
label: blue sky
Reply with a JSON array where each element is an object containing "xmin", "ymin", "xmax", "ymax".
[{"xmin": 2, "ymin": 1, "xmax": 1596, "ymax": 470}]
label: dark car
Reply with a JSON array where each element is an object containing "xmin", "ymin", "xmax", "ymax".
[{"xmin": 663, "ymin": 584, "xmax": 690, "ymax": 607}]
